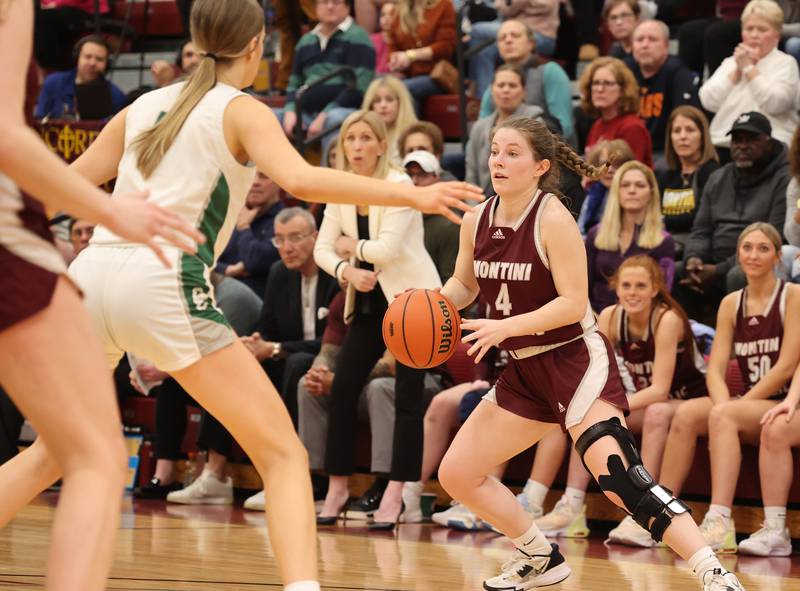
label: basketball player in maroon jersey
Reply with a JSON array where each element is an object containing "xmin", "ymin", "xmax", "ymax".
[
  {"xmin": 0, "ymin": 2, "xmax": 205, "ymax": 589},
  {"xmin": 435, "ymin": 117, "xmax": 746, "ymax": 591},
  {"xmin": 685, "ymin": 222, "xmax": 798, "ymax": 555}
]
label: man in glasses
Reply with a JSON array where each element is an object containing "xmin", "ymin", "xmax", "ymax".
[{"xmin": 241, "ymin": 208, "xmax": 339, "ymax": 446}]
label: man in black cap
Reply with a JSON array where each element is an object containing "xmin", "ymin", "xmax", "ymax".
[{"xmin": 677, "ymin": 111, "xmax": 789, "ymax": 319}]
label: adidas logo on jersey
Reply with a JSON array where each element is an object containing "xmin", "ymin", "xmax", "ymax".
[
  {"xmin": 558, "ymin": 402, "xmax": 566, "ymax": 413},
  {"xmin": 748, "ymin": 317, "xmax": 760, "ymax": 326},
  {"xmin": 492, "ymin": 228, "xmax": 505, "ymax": 240}
]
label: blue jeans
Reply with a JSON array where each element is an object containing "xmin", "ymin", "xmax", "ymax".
[
  {"xmin": 468, "ymin": 20, "xmax": 557, "ymax": 98},
  {"xmin": 403, "ymin": 75, "xmax": 443, "ymax": 115},
  {"xmin": 274, "ymin": 106, "xmax": 355, "ymax": 158}
]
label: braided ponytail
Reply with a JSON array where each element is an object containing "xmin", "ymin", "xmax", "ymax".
[{"xmin": 490, "ymin": 116, "xmax": 612, "ymax": 200}]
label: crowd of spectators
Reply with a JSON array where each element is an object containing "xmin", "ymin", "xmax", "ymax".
[{"xmin": 9, "ymin": 0, "xmax": 800, "ymax": 553}]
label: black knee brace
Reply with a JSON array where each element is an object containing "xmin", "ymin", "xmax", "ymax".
[{"xmin": 574, "ymin": 417, "xmax": 690, "ymax": 542}]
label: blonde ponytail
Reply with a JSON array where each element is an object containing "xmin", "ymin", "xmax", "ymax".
[
  {"xmin": 133, "ymin": 57, "xmax": 218, "ymax": 178},
  {"xmin": 131, "ymin": 0, "xmax": 264, "ymax": 178}
]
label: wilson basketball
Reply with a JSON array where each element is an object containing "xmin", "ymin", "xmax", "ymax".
[{"xmin": 382, "ymin": 289, "xmax": 461, "ymax": 369}]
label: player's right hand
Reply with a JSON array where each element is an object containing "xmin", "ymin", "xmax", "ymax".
[{"xmin": 105, "ymin": 190, "xmax": 206, "ymax": 268}]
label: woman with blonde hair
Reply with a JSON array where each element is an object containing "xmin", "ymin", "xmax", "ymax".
[
  {"xmin": 579, "ymin": 57, "xmax": 652, "ymax": 167},
  {"xmin": 314, "ymin": 110, "xmax": 441, "ymax": 529},
  {"xmin": 586, "ymin": 160, "xmax": 675, "ymax": 311},
  {"xmin": 6, "ymin": 2, "xmax": 481, "ymax": 591},
  {"xmin": 576, "ymin": 138, "xmax": 635, "ymax": 234},
  {"xmin": 660, "ymin": 222, "xmax": 800, "ymax": 555},
  {"xmin": 699, "ymin": 0, "xmax": 800, "ymax": 156},
  {"xmin": 658, "ymin": 106, "xmax": 720, "ymax": 248},
  {"xmin": 361, "ymin": 75, "xmax": 418, "ymax": 164}
]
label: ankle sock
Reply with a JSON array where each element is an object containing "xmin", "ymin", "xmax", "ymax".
[
  {"xmin": 764, "ymin": 506, "xmax": 787, "ymax": 530},
  {"xmin": 563, "ymin": 487, "xmax": 586, "ymax": 512},
  {"xmin": 285, "ymin": 581, "xmax": 320, "ymax": 591},
  {"xmin": 688, "ymin": 546, "xmax": 724, "ymax": 585},
  {"xmin": 512, "ymin": 520, "xmax": 552, "ymax": 556},
  {"xmin": 707, "ymin": 504, "xmax": 732, "ymax": 520},
  {"xmin": 523, "ymin": 479, "xmax": 549, "ymax": 510}
]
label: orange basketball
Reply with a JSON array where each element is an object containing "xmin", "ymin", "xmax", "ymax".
[{"xmin": 382, "ymin": 289, "xmax": 461, "ymax": 369}]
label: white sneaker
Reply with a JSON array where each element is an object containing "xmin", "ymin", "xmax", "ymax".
[
  {"xmin": 516, "ymin": 491, "xmax": 544, "ymax": 519},
  {"xmin": 702, "ymin": 568, "xmax": 746, "ymax": 591},
  {"xmin": 699, "ymin": 513, "xmax": 738, "ymax": 553},
  {"xmin": 243, "ymin": 490, "xmax": 265, "ymax": 511},
  {"xmin": 483, "ymin": 543, "xmax": 571, "ymax": 591},
  {"xmin": 166, "ymin": 470, "xmax": 233, "ymax": 505},
  {"xmin": 535, "ymin": 498, "xmax": 589, "ymax": 538},
  {"xmin": 401, "ymin": 481, "xmax": 424, "ymax": 523},
  {"xmin": 738, "ymin": 525, "xmax": 792, "ymax": 557},
  {"xmin": 432, "ymin": 501, "xmax": 491, "ymax": 531},
  {"xmin": 606, "ymin": 515, "xmax": 656, "ymax": 548}
]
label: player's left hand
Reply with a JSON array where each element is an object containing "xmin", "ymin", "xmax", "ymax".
[{"xmin": 461, "ymin": 318, "xmax": 510, "ymax": 364}]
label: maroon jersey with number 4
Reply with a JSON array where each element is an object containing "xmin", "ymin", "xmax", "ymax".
[
  {"xmin": 616, "ymin": 307, "xmax": 707, "ymax": 400},
  {"xmin": 472, "ymin": 191, "xmax": 596, "ymax": 350},
  {"xmin": 732, "ymin": 279, "xmax": 789, "ymax": 399}
]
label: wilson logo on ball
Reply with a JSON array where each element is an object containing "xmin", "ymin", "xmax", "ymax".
[{"xmin": 382, "ymin": 289, "xmax": 461, "ymax": 369}]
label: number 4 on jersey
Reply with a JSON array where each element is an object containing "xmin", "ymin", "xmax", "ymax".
[{"xmin": 495, "ymin": 282, "xmax": 512, "ymax": 316}]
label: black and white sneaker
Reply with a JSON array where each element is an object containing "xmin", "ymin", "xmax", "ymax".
[{"xmin": 483, "ymin": 543, "xmax": 571, "ymax": 591}]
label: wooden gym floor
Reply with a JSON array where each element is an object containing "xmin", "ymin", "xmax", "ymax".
[{"xmin": 1, "ymin": 493, "xmax": 799, "ymax": 591}]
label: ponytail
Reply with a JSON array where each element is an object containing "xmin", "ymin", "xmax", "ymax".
[{"xmin": 133, "ymin": 56, "xmax": 217, "ymax": 178}]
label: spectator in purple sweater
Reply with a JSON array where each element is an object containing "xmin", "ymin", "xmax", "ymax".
[
  {"xmin": 586, "ymin": 160, "xmax": 676, "ymax": 311},
  {"xmin": 215, "ymin": 171, "xmax": 284, "ymax": 297}
]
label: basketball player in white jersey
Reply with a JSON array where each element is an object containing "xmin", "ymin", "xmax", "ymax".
[
  {"xmin": 0, "ymin": 2, "xmax": 481, "ymax": 591},
  {"xmin": 0, "ymin": 2, "xmax": 206, "ymax": 590}
]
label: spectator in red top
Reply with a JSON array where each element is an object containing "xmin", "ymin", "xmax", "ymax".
[
  {"xmin": 580, "ymin": 57, "xmax": 653, "ymax": 168},
  {"xmin": 386, "ymin": 0, "xmax": 456, "ymax": 111}
]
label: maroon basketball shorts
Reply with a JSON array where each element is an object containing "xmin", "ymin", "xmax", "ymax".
[
  {"xmin": 485, "ymin": 331, "xmax": 629, "ymax": 431},
  {"xmin": 0, "ymin": 247, "xmax": 59, "ymax": 333}
]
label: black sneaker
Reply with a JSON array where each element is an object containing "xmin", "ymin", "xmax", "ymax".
[
  {"xmin": 483, "ymin": 543, "xmax": 571, "ymax": 591},
  {"xmin": 345, "ymin": 479, "xmax": 387, "ymax": 520},
  {"xmin": 134, "ymin": 478, "xmax": 182, "ymax": 500}
]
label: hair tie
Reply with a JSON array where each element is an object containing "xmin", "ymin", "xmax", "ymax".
[{"xmin": 203, "ymin": 52, "xmax": 218, "ymax": 61}]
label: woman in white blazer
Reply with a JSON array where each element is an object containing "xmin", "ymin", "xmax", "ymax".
[{"xmin": 313, "ymin": 110, "xmax": 441, "ymax": 529}]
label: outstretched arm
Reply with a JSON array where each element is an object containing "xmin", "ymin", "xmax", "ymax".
[
  {"xmin": 227, "ymin": 96, "xmax": 483, "ymax": 224},
  {"xmin": 441, "ymin": 210, "xmax": 480, "ymax": 310}
]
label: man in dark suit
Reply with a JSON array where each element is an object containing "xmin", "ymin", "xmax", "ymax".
[{"xmin": 242, "ymin": 207, "xmax": 339, "ymax": 424}]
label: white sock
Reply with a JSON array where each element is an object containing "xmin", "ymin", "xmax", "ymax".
[
  {"xmin": 285, "ymin": 581, "xmax": 320, "ymax": 591},
  {"xmin": 524, "ymin": 479, "xmax": 549, "ymax": 510},
  {"xmin": 688, "ymin": 546, "xmax": 724, "ymax": 585},
  {"xmin": 512, "ymin": 520, "xmax": 552, "ymax": 556},
  {"xmin": 707, "ymin": 504, "xmax": 732, "ymax": 520},
  {"xmin": 563, "ymin": 487, "xmax": 586, "ymax": 512},
  {"xmin": 764, "ymin": 506, "xmax": 787, "ymax": 530}
]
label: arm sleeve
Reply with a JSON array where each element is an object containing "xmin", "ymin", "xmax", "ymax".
[
  {"xmin": 427, "ymin": 3, "xmax": 457, "ymax": 60},
  {"xmin": 768, "ymin": 173, "xmax": 790, "ymax": 237},
  {"xmin": 617, "ymin": 123, "xmax": 653, "ymax": 167},
  {"xmin": 110, "ymin": 83, "xmax": 128, "ymax": 115},
  {"xmin": 745, "ymin": 56, "xmax": 800, "ymax": 116},
  {"xmin": 465, "ymin": 125, "xmax": 481, "ymax": 186},
  {"xmin": 699, "ymin": 58, "xmax": 736, "ymax": 113},
  {"xmin": 785, "ymin": 178, "xmax": 800, "ymax": 246},
  {"xmin": 356, "ymin": 206, "xmax": 419, "ymax": 266},
  {"xmin": 313, "ymin": 205, "xmax": 349, "ymax": 280},
  {"xmin": 35, "ymin": 78, "xmax": 55, "ymax": 119},
  {"xmin": 257, "ymin": 263, "xmax": 282, "ymax": 338},
  {"xmin": 684, "ymin": 170, "xmax": 718, "ymax": 262},
  {"xmin": 542, "ymin": 62, "xmax": 575, "ymax": 140}
]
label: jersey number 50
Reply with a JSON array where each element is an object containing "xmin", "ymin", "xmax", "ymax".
[{"xmin": 747, "ymin": 355, "xmax": 772, "ymax": 383}]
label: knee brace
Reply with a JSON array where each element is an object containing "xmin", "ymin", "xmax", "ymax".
[{"xmin": 575, "ymin": 417, "xmax": 690, "ymax": 542}]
